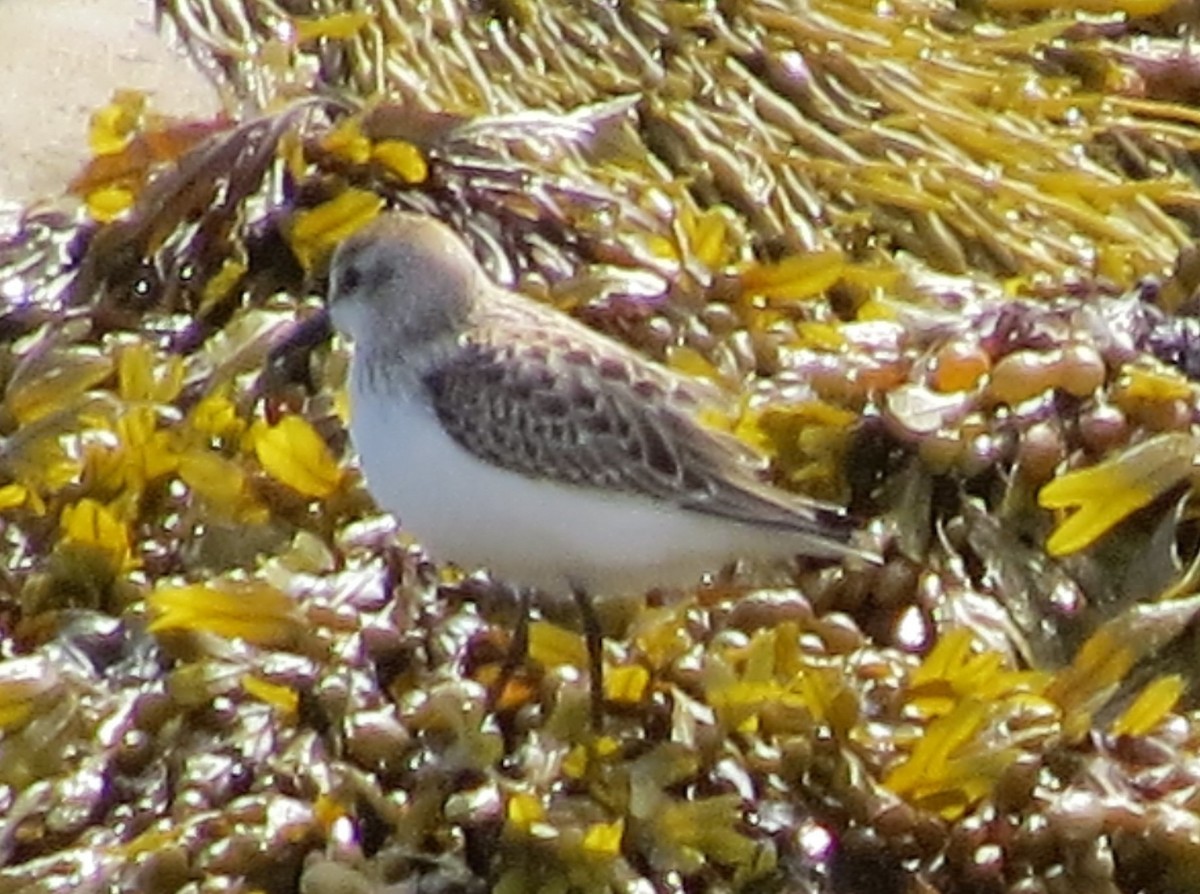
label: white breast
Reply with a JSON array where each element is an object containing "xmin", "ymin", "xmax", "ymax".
[{"xmin": 347, "ymin": 382, "xmax": 801, "ymax": 598}]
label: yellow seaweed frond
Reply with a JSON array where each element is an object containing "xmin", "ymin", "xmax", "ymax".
[
  {"xmin": 0, "ymin": 483, "xmax": 45, "ymax": 516},
  {"xmin": 88, "ymin": 89, "xmax": 147, "ymax": 156},
  {"xmin": 884, "ymin": 698, "xmax": 1020, "ymax": 820},
  {"xmin": 665, "ymin": 344, "xmax": 723, "ymax": 381},
  {"xmin": 840, "ymin": 263, "xmax": 903, "ymax": 292},
  {"xmin": 293, "ymin": 11, "xmax": 372, "ymax": 42},
  {"xmin": 1118, "ymin": 363, "xmax": 1194, "ymax": 403},
  {"xmin": 739, "ymin": 249, "xmax": 846, "ymax": 303},
  {"xmin": 908, "ymin": 628, "xmax": 1049, "ymax": 720},
  {"xmin": 1110, "ymin": 675, "xmax": 1184, "ymax": 738},
  {"xmin": 199, "ymin": 258, "xmax": 249, "ymax": 316},
  {"xmin": 604, "ymin": 664, "xmax": 650, "ymax": 705},
  {"xmin": 186, "ymin": 391, "xmax": 247, "ymax": 444},
  {"xmin": 677, "ymin": 204, "xmax": 736, "ymax": 269},
  {"xmin": 528, "ymin": 620, "xmax": 588, "ymax": 670},
  {"xmin": 320, "ymin": 117, "xmax": 373, "ymax": 165},
  {"xmin": 288, "ymin": 189, "xmax": 385, "ymax": 271},
  {"xmin": 86, "ymin": 186, "xmax": 136, "ymax": 223},
  {"xmin": 855, "ymin": 297, "xmax": 903, "ymax": 321},
  {"xmin": 581, "ymin": 819, "xmax": 625, "ymax": 859},
  {"xmin": 886, "ymin": 630, "xmax": 1057, "ymax": 818},
  {"xmin": 1038, "ymin": 432, "xmax": 1198, "ymax": 556},
  {"xmin": 372, "ymin": 140, "xmax": 429, "ymax": 183},
  {"xmin": 117, "ymin": 342, "xmax": 184, "ymax": 405},
  {"xmin": 0, "ymin": 483, "xmax": 27, "ymax": 511},
  {"xmin": 506, "ymin": 792, "xmax": 548, "ymax": 833},
  {"xmin": 250, "ymin": 415, "xmax": 343, "ymax": 498},
  {"xmin": 649, "ymin": 795, "xmax": 763, "ymax": 873},
  {"xmin": 60, "ymin": 498, "xmax": 137, "ymax": 574},
  {"xmin": 631, "ymin": 605, "xmax": 693, "ymax": 669},
  {"xmin": 82, "ymin": 406, "xmax": 181, "ymax": 499},
  {"xmin": 795, "ymin": 321, "xmax": 846, "ymax": 351},
  {"xmin": 241, "ymin": 674, "xmax": 300, "ymax": 717},
  {"xmin": 148, "ymin": 579, "xmax": 305, "ymax": 648},
  {"xmin": 707, "ymin": 623, "xmax": 858, "ymax": 736},
  {"xmin": 794, "ymin": 664, "xmax": 859, "ymax": 734},
  {"xmin": 177, "ymin": 451, "xmax": 266, "ymax": 523},
  {"xmin": 561, "ymin": 744, "xmax": 590, "ymax": 779}
]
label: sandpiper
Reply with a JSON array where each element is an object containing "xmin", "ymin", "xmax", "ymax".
[{"xmin": 327, "ymin": 211, "xmax": 873, "ymax": 724}]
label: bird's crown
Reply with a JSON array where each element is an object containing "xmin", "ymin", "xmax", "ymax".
[{"xmin": 327, "ymin": 212, "xmax": 480, "ymax": 348}]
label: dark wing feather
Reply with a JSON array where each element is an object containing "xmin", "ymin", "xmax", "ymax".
[{"xmin": 422, "ymin": 319, "xmax": 856, "ymax": 545}]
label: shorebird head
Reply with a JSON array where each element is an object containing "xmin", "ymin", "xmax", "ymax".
[{"xmin": 327, "ymin": 212, "xmax": 480, "ymax": 351}]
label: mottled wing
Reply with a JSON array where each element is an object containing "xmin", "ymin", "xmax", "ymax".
[{"xmin": 422, "ymin": 313, "xmax": 857, "ymax": 545}]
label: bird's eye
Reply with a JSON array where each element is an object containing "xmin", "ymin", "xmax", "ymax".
[{"xmin": 339, "ymin": 266, "xmax": 363, "ymax": 294}]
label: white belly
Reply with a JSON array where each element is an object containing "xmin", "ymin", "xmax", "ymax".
[{"xmin": 348, "ymin": 386, "xmax": 798, "ymax": 597}]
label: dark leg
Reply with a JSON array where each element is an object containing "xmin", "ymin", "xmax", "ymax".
[
  {"xmin": 571, "ymin": 585, "xmax": 604, "ymax": 731},
  {"xmin": 490, "ymin": 586, "xmax": 532, "ymax": 714}
]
